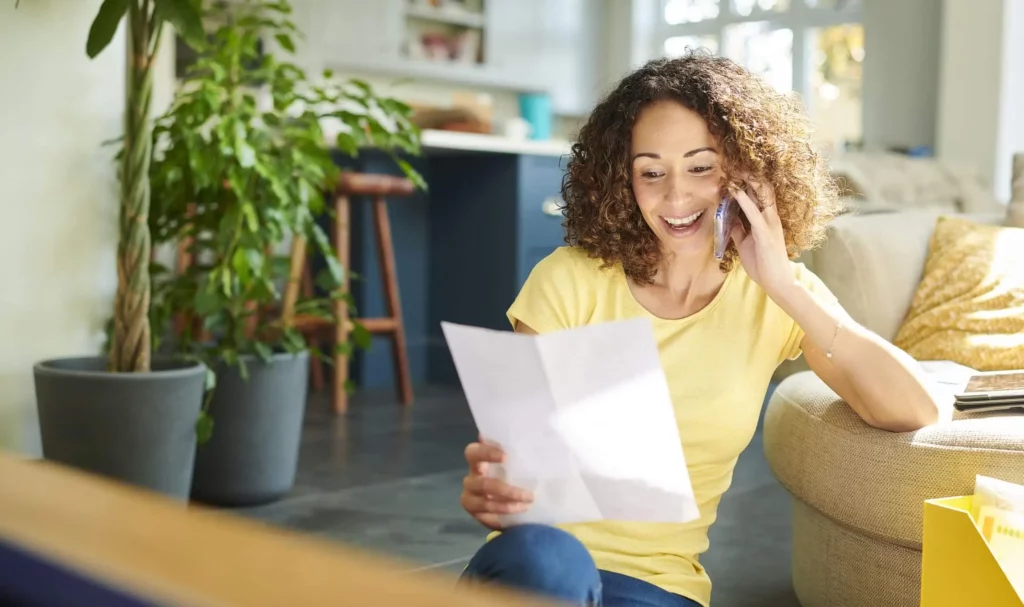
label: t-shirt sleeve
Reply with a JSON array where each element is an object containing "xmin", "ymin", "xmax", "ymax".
[
  {"xmin": 779, "ymin": 261, "xmax": 840, "ymax": 362},
  {"xmin": 506, "ymin": 247, "xmax": 586, "ymax": 334}
]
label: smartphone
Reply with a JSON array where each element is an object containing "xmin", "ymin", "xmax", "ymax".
[{"xmin": 714, "ymin": 195, "xmax": 739, "ymax": 260}]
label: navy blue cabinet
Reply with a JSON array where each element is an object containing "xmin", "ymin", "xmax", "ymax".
[
  {"xmin": 426, "ymin": 153, "xmax": 568, "ymax": 385},
  {"xmin": 335, "ymin": 150, "xmax": 568, "ymax": 391}
]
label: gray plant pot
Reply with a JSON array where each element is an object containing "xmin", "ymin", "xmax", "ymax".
[
  {"xmin": 34, "ymin": 356, "xmax": 207, "ymax": 501},
  {"xmin": 190, "ymin": 350, "xmax": 310, "ymax": 507}
]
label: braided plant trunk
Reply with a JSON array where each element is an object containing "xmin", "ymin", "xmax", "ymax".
[{"xmin": 110, "ymin": 1, "xmax": 161, "ymax": 373}]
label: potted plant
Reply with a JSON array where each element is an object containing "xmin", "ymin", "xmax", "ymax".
[
  {"xmin": 148, "ymin": 0, "xmax": 423, "ymax": 506},
  {"xmin": 32, "ymin": 0, "xmax": 210, "ymax": 500}
]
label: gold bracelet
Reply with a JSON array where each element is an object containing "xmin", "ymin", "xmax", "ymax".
[{"xmin": 825, "ymin": 319, "xmax": 841, "ymax": 359}]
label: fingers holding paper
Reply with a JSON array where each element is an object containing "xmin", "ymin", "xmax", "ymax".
[{"xmin": 462, "ymin": 439, "xmax": 534, "ymax": 530}]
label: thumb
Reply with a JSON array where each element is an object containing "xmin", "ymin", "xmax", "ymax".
[{"xmin": 476, "ymin": 512, "xmax": 504, "ymax": 531}]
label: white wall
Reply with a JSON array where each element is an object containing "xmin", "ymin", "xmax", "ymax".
[
  {"xmin": 935, "ymin": 0, "xmax": 1006, "ymax": 197},
  {"xmin": 996, "ymin": 0, "xmax": 1024, "ymax": 201},
  {"xmin": 0, "ymin": 0, "xmax": 176, "ymax": 455},
  {"xmin": 860, "ymin": 0, "xmax": 943, "ymax": 152},
  {"xmin": 284, "ymin": 0, "xmax": 588, "ymax": 140},
  {"xmin": 936, "ymin": 0, "xmax": 1024, "ymax": 201}
]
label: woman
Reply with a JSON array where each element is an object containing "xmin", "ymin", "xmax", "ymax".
[{"xmin": 457, "ymin": 52, "xmax": 941, "ymax": 607}]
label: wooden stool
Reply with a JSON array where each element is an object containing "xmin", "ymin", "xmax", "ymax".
[{"xmin": 282, "ymin": 172, "xmax": 415, "ymax": 414}]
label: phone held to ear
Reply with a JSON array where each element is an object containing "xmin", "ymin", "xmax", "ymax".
[{"xmin": 714, "ymin": 195, "xmax": 739, "ymax": 260}]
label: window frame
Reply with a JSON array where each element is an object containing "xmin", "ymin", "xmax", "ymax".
[{"xmin": 655, "ymin": 0, "xmax": 863, "ymax": 102}]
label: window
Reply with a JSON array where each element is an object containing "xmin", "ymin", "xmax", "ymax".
[
  {"xmin": 655, "ymin": 0, "xmax": 864, "ymax": 153},
  {"xmin": 664, "ymin": 0, "xmax": 720, "ymax": 25},
  {"xmin": 807, "ymin": 23, "xmax": 864, "ymax": 152},
  {"xmin": 732, "ymin": 0, "xmax": 790, "ymax": 17},
  {"xmin": 664, "ymin": 35, "xmax": 719, "ymax": 56},
  {"xmin": 722, "ymin": 22, "xmax": 793, "ymax": 92}
]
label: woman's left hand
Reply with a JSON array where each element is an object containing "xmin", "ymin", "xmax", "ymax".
[{"xmin": 729, "ymin": 180, "xmax": 796, "ymax": 298}]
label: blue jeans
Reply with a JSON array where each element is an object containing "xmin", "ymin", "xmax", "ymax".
[{"xmin": 460, "ymin": 524, "xmax": 702, "ymax": 607}]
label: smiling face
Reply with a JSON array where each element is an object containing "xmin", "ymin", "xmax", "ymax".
[{"xmin": 631, "ymin": 99, "xmax": 724, "ymax": 258}]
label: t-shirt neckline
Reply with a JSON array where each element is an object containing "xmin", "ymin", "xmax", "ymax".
[{"xmin": 617, "ymin": 264, "xmax": 737, "ymax": 324}]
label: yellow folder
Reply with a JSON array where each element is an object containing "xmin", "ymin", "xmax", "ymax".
[{"xmin": 920, "ymin": 496, "xmax": 1023, "ymax": 607}]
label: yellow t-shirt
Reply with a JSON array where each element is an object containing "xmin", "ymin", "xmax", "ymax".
[{"xmin": 505, "ymin": 246, "xmax": 836, "ymax": 607}]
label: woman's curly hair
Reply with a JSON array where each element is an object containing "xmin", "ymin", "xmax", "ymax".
[{"xmin": 561, "ymin": 49, "xmax": 844, "ymax": 284}]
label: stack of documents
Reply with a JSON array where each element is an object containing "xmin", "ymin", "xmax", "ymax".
[
  {"xmin": 441, "ymin": 318, "xmax": 700, "ymax": 527},
  {"xmin": 973, "ymin": 475, "xmax": 1024, "ymax": 596}
]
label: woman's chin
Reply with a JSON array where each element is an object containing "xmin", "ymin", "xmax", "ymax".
[{"xmin": 656, "ymin": 229, "xmax": 713, "ymax": 258}]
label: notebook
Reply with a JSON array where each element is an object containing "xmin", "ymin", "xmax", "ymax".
[{"xmin": 954, "ymin": 370, "xmax": 1024, "ymax": 413}]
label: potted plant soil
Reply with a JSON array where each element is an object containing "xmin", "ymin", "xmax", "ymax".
[
  {"xmin": 148, "ymin": 0, "xmax": 423, "ymax": 506},
  {"xmin": 33, "ymin": 0, "xmax": 209, "ymax": 500}
]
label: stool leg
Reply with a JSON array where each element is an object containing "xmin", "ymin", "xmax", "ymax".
[
  {"xmin": 333, "ymin": 194, "xmax": 352, "ymax": 414},
  {"xmin": 174, "ymin": 203, "xmax": 197, "ymax": 340},
  {"xmin": 372, "ymin": 196, "xmax": 413, "ymax": 406},
  {"xmin": 301, "ymin": 258, "xmax": 326, "ymax": 394}
]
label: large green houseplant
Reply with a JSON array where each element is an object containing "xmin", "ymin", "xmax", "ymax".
[
  {"xmin": 33, "ymin": 0, "xmax": 210, "ymax": 500},
  {"xmin": 147, "ymin": 0, "xmax": 423, "ymax": 506}
]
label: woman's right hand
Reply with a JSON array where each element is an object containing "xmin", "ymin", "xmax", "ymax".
[{"xmin": 461, "ymin": 438, "xmax": 534, "ymax": 530}]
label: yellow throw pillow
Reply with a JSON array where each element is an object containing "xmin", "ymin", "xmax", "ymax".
[{"xmin": 893, "ymin": 216, "xmax": 1024, "ymax": 371}]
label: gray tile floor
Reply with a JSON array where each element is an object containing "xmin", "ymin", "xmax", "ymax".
[{"xmin": 232, "ymin": 384, "xmax": 801, "ymax": 607}]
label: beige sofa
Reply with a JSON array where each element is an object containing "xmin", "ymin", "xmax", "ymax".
[
  {"xmin": 828, "ymin": 152, "xmax": 1004, "ymax": 216},
  {"xmin": 764, "ymin": 209, "xmax": 1024, "ymax": 607}
]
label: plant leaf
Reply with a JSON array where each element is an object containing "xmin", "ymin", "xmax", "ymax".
[
  {"xmin": 220, "ymin": 267, "xmax": 232, "ymax": 297},
  {"xmin": 154, "ymin": 0, "xmax": 204, "ymax": 46},
  {"xmin": 204, "ymin": 368, "xmax": 217, "ymax": 392},
  {"xmin": 395, "ymin": 158, "xmax": 427, "ymax": 191},
  {"xmin": 195, "ymin": 410, "xmax": 214, "ymax": 444},
  {"xmin": 284, "ymin": 329, "xmax": 306, "ymax": 353},
  {"xmin": 334, "ymin": 131, "xmax": 359, "ymax": 157},
  {"xmin": 241, "ymin": 202, "xmax": 259, "ymax": 232},
  {"xmin": 231, "ymin": 248, "xmax": 251, "ymax": 284},
  {"xmin": 275, "ymin": 33, "xmax": 295, "ymax": 53},
  {"xmin": 195, "ymin": 286, "xmax": 220, "ymax": 316},
  {"xmin": 311, "ymin": 224, "xmax": 344, "ymax": 283},
  {"xmin": 233, "ymin": 121, "xmax": 256, "ymax": 168},
  {"xmin": 351, "ymin": 321, "xmax": 371, "ymax": 350},
  {"xmin": 86, "ymin": 0, "xmax": 127, "ymax": 59},
  {"xmin": 253, "ymin": 341, "xmax": 273, "ymax": 363}
]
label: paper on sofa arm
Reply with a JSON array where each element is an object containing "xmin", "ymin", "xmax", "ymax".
[
  {"xmin": 440, "ymin": 318, "xmax": 699, "ymax": 527},
  {"xmin": 973, "ymin": 475, "xmax": 1024, "ymax": 595}
]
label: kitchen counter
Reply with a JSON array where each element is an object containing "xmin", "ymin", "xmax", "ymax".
[
  {"xmin": 418, "ymin": 129, "xmax": 572, "ymax": 157},
  {"xmin": 322, "ymin": 122, "xmax": 572, "ymax": 158}
]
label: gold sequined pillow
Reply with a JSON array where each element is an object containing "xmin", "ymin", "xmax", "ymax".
[{"xmin": 893, "ymin": 216, "xmax": 1024, "ymax": 371}]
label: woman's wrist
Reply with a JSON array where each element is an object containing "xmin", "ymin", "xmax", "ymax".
[
  {"xmin": 764, "ymin": 273, "xmax": 807, "ymax": 315},
  {"xmin": 766, "ymin": 277, "xmax": 846, "ymax": 353}
]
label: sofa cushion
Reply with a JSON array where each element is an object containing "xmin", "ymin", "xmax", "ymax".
[
  {"xmin": 893, "ymin": 216, "xmax": 1024, "ymax": 371},
  {"xmin": 810, "ymin": 210, "xmax": 1006, "ymax": 343},
  {"xmin": 1007, "ymin": 202, "xmax": 1024, "ymax": 228},
  {"xmin": 811, "ymin": 210, "xmax": 954, "ymax": 342}
]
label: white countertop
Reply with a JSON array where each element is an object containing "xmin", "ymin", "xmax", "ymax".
[
  {"xmin": 419, "ymin": 129, "xmax": 572, "ymax": 157},
  {"xmin": 323, "ymin": 122, "xmax": 572, "ymax": 157}
]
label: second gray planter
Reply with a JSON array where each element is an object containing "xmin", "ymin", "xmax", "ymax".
[{"xmin": 190, "ymin": 350, "xmax": 310, "ymax": 507}]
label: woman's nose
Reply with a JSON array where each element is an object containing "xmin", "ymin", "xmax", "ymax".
[{"xmin": 664, "ymin": 174, "xmax": 690, "ymax": 204}]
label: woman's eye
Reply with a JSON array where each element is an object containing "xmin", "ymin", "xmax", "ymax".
[
  {"xmin": 691, "ymin": 166, "xmax": 714, "ymax": 174},
  {"xmin": 641, "ymin": 171, "xmax": 663, "ymax": 180}
]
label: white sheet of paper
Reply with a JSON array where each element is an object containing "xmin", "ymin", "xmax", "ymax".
[{"xmin": 441, "ymin": 318, "xmax": 700, "ymax": 527}]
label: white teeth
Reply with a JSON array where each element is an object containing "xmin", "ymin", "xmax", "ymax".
[{"xmin": 664, "ymin": 210, "xmax": 704, "ymax": 227}]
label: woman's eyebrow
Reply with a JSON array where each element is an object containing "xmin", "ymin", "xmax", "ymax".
[{"xmin": 631, "ymin": 147, "xmax": 717, "ymax": 161}]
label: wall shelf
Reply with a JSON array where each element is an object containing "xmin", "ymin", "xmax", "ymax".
[
  {"xmin": 314, "ymin": 0, "xmax": 603, "ymax": 117},
  {"xmin": 405, "ymin": 3, "xmax": 486, "ymax": 28}
]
